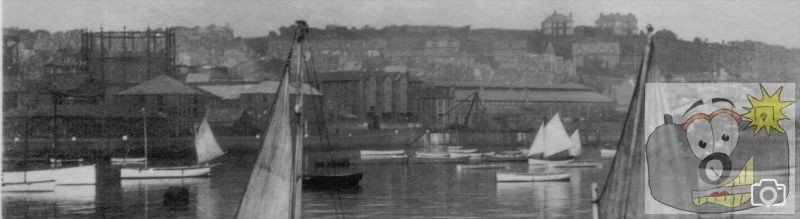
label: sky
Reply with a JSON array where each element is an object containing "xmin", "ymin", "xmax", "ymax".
[{"xmin": 3, "ymin": 0, "xmax": 800, "ymax": 48}]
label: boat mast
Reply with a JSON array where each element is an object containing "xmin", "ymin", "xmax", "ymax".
[
  {"xmin": 51, "ymin": 92, "xmax": 59, "ymax": 160},
  {"xmin": 23, "ymin": 104, "xmax": 31, "ymax": 182},
  {"xmin": 142, "ymin": 107, "xmax": 148, "ymax": 168},
  {"xmin": 290, "ymin": 20, "xmax": 308, "ymax": 219}
]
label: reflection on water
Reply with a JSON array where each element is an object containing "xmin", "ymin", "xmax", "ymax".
[{"xmin": 0, "ymin": 148, "xmax": 644, "ymax": 218}]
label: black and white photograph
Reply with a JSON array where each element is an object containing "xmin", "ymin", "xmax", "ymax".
[{"xmin": 2, "ymin": 0, "xmax": 799, "ymax": 218}]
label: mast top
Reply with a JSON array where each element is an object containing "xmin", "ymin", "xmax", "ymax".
[{"xmin": 295, "ymin": 20, "xmax": 309, "ymax": 42}]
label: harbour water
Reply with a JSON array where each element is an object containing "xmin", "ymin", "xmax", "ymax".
[{"xmin": 3, "ymin": 144, "xmax": 611, "ymax": 218}]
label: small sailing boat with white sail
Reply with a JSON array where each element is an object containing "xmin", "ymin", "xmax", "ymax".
[
  {"xmin": 528, "ymin": 113, "xmax": 576, "ymax": 165},
  {"xmin": 120, "ymin": 109, "xmax": 224, "ymax": 179},
  {"xmin": 554, "ymin": 130, "xmax": 602, "ymax": 168}
]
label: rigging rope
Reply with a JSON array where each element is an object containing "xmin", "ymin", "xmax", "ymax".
[{"xmin": 303, "ymin": 28, "xmax": 347, "ymax": 219}]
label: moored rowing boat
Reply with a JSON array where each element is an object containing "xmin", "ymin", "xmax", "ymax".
[{"xmin": 496, "ymin": 172, "xmax": 571, "ymax": 182}]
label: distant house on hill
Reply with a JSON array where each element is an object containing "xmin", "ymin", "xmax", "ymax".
[
  {"xmin": 596, "ymin": 13, "xmax": 638, "ymax": 35},
  {"xmin": 425, "ymin": 35, "xmax": 460, "ymax": 53},
  {"xmin": 572, "ymin": 42, "xmax": 621, "ymax": 68},
  {"xmin": 541, "ymin": 11, "xmax": 574, "ymax": 36}
]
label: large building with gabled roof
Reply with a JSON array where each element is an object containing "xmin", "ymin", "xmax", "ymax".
[
  {"xmin": 116, "ymin": 74, "xmax": 211, "ymax": 136},
  {"xmin": 541, "ymin": 11, "xmax": 574, "ymax": 35}
]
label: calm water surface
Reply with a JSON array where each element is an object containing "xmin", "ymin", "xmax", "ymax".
[{"xmin": 3, "ymin": 147, "xmax": 613, "ymax": 218}]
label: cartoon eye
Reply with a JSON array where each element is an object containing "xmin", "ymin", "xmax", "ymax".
[
  {"xmin": 711, "ymin": 113, "xmax": 739, "ymax": 155},
  {"xmin": 686, "ymin": 119, "xmax": 714, "ymax": 159}
]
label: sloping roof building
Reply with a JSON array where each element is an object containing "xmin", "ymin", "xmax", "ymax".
[
  {"xmin": 542, "ymin": 11, "xmax": 574, "ymax": 35},
  {"xmin": 596, "ymin": 13, "xmax": 638, "ymax": 35},
  {"xmin": 415, "ymin": 82, "xmax": 614, "ymax": 130},
  {"xmin": 116, "ymin": 74, "xmax": 210, "ymax": 136}
]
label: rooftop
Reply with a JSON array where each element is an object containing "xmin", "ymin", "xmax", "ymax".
[
  {"xmin": 543, "ymin": 11, "xmax": 573, "ymax": 23},
  {"xmin": 426, "ymin": 81, "xmax": 591, "ymax": 91},
  {"xmin": 314, "ymin": 71, "xmax": 424, "ymax": 82},
  {"xmin": 454, "ymin": 89, "xmax": 612, "ymax": 103},
  {"xmin": 4, "ymin": 104, "xmax": 165, "ymax": 118},
  {"xmin": 242, "ymin": 80, "xmax": 322, "ymax": 95},
  {"xmin": 198, "ymin": 84, "xmax": 255, "ymax": 100},
  {"xmin": 117, "ymin": 75, "xmax": 204, "ymax": 95},
  {"xmin": 597, "ymin": 13, "xmax": 637, "ymax": 23}
]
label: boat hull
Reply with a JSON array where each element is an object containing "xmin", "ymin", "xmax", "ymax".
[
  {"xmin": 360, "ymin": 150, "xmax": 405, "ymax": 156},
  {"xmin": 120, "ymin": 165, "xmax": 215, "ymax": 179},
  {"xmin": 496, "ymin": 172, "xmax": 571, "ymax": 182},
  {"xmin": 2, "ymin": 165, "xmax": 96, "ymax": 185},
  {"xmin": 2, "ymin": 180, "xmax": 56, "ymax": 192},
  {"xmin": 456, "ymin": 164, "xmax": 510, "ymax": 170},
  {"xmin": 302, "ymin": 172, "xmax": 363, "ymax": 190},
  {"xmin": 360, "ymin": 154, "xmax": 408, "ymax": 160},
  {"xmin": 351, "ymin": 156, "xmax": 408, "ymax": 165},
  {"xmin": 409, "ymin": 156, "xmax": 469, "ymax": 164},
  {"xmin": 111, "ymin": 157, "xmax": 147, "ymax": 163},
  {"xmin": 527, "ymin": 158, "xmax": 575, "ymax": 165},
  {"xmin": 448, "ymin": 153, "xmax": 472, "ymax": 159},
  {"xmin": 415, "ymin": 152, "xmax": 449, "ymax": 158},
  {"xmin": 313, "ymin": 158, "xmax": 350, "ymax": 167},
  {"xmin": 553, "ymin": 162, "xmax": 602, "ymax": 168},
  {"xmin": 451, "ymin": 153, "xmax": 482, "ymax": 159},
  {"xmin": 449, "ymin": 149, "xmax": 477, "ymax": 153},
  {"xmin": 600, "ymin": 149, "xmax": 617, "ymax": 158},
  {"xmin": 484, "ymin": 155, "xmax": 527, "ymax": 162}
]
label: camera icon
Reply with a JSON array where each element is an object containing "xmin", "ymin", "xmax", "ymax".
[{"xmin": 751, "ymin": 179, "xmax": 787, "ymax": 208}]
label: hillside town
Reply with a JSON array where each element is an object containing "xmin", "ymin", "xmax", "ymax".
[
  {"xmin": 4, "ymin": 11, "xmax": 799, "ymax": 144},
  {"xmin": 3, "ymin": 1, "xmax": 800, "ymax": 217}
]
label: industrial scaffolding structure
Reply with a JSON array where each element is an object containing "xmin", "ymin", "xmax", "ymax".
[{"xmin": 81, "ymin": 27, "xmax": 177, "ymax": 87}]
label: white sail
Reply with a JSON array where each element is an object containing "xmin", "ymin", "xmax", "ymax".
[
  {"xmin": 542, "ymin": 113, "xmax": 574, "ymax": 158},
  {"xmin": 195, "ymin": 117, "xmax": 225, "ymax": 164},
  {"xmin": 236, "ymin": 73, "xmax": 295, "ymax": 218},
  {"xmin": 568, "ymin": 129, "xmax": 582, "ymax": 157},
  {"xmin": 527, "ymin": 122, "xmax": 546, "ymax": 156}
]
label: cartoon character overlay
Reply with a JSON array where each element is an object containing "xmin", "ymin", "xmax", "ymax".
[{"xmin": 646, "ymin": 88, "xmax": 792, "ymax": 213}]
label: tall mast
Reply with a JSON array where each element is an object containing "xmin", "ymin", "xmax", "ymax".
[{"xmin": 290, "ymin": 20, "xmax": 308, "ymax": 219}]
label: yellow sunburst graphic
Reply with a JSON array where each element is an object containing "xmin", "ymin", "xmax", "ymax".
[{"xmin": 742, "ymin": 85, "xmax": 794, "ymax": 135}]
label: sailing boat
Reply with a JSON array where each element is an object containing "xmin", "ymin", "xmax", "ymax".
[
  {"xmin": 553, "ymin": 129, "xmax": 602, "ymax": 168},
  {"xmin": 120, "ymin": 109, "xmax": 224, "ymax": 179},
  {"xmin": 568, "ymin": 129, "xmax": 581, "ymax": 157},
  {"xmin": 527, "ymin": 113, "xmax": 576, "ymax": 165},
  {"xmin": 12, "ymin": 98, "xmax": 98, "ymax": 185},
  {"xmin": 593, "ymin": 25, "xmax": 654, "ymax": 219},
  {"xmin": 238, "ymin": 20, "xmax": 362, "ymax": 217},
  {"xmin": 2, "ymin": 110, "xmax": 57, "ymax": 192}
]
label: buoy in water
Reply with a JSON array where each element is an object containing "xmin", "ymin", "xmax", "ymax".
[{"xmin": 163, "ymin": 186, "xmax": 190, "ymax": 207}]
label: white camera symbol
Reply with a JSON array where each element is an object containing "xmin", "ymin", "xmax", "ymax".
[{"xmin": 750, "ymin": 179, "xmax": 787, "ymax": 208}]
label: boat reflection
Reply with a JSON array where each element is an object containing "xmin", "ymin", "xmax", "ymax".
[
  {"xmin": 120, "ymin": 178, "xmax": 208, "ymax": 217},
  {"xmin": 2, "ymin": 184, "xmax": 97, "ymax": 216},
  {"xmin": 121, "ymin": 177, "xmax": 210, "ymax": 191}
]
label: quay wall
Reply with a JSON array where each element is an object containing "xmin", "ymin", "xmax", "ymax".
[{"xmin": 2, "ymin": 123, "xmax": 622, "ymax": 159}]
